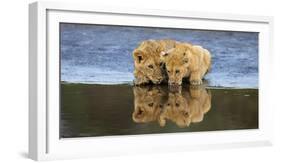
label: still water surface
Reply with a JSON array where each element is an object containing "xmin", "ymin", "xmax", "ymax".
[{"xmin": 60, "ymin": 84, "xmax": 258, "ymax": 138}]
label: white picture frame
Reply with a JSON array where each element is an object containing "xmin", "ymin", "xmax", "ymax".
[{"xmin": 29, "ymin": 1, "xmax": 274, "ymax": 161}]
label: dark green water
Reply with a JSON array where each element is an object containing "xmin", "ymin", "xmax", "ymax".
[{"xmin": 60, "ymin": 84, "xmax": 258, "ymax": 138}]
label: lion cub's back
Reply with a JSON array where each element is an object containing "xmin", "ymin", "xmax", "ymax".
[
  {"xmin": 156, "ymin": 39, "xmax": 178, "ymax": 52},
  {"xmin": 193, "ymin": 45, "xmax": 212, "ymax": 72}
]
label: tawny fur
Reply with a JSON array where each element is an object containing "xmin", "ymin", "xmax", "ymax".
[
  {"xmin": 161, "ymin": 43, "xmax": 211, "ymax": 85},
  {"xmin": 159, "ymin": 85, "xmax": 212, "ymax": 128},
  {"xmin": 132, "ymin": 39, "xmax": 178, "ymax": 85},
  {"xmin": 132, "ymin": 85, "xmax": 211, "ymax": 128},
  {"xmin": 132, "ymin": 86, "xmax": 167, "ymax": 123}
]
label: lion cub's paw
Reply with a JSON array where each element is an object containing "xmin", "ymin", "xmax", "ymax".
[
  {"xmin": 190, "ymin": 79, "xmax": 202, "ymax": 85},
  {"xmin": 134, "ymin": 78, "xmax": 149, "ymax": 85}
]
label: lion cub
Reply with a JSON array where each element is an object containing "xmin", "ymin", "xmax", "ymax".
[
  {"xmin": 132, "ymin": 39, "xmax": 177, "ymax": 85},
  {"xmin": 161, "ymin": 43, "xmax": 211, "ymax": 85},
  {"xmin": 132, "ymin": 86, "xmax": 167, "ymax": 123},
  {"xmin": 159, "ymin": 85, "xmax": 212, "ymax": 128},
  {"xmin": 132, "ymin": 85, "xmax": 211, "ymax": 128}
]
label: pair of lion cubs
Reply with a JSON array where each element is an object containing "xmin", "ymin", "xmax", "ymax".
[
  {"xmin": 133, "ymin": 39, "xmax": 211, "ymax": 86},
  {"xmin": 132, "ymin": 85, "xmax": 211, "ymax": 128}
]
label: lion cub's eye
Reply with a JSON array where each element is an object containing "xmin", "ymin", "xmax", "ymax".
[
  {"xmin": 176, "ymin": 103, "xmax": 180, "ymax": 107},
  {"xmin": 148, "ymin": 65, "xmax": 154, "ymax": 69},
  {"xmin": 175, "ymin": 70, "xmax": 180, "ymax": 74},
  {"xmin": 167, "ymin": 70, "xmax": 171, "ymax": 73},
  {"xmin": 148, "ymin": 103, "xmax": 154, "ymax": 107},
  {"xmin": 183, "ymin": 58, "xmax": 189, "ymax": 63}
]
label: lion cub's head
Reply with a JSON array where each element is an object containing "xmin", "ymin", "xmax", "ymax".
[
  {"xmin": 161, "ymin": 43, "xmax": 194, "ymax": 86},
  {"xmin": 159, "ymin": 85, "xmax": 212, "ymax": 128},
  {"xmin": 159, "ymin": 91, "xmax": 191, "ymax": 127},
  {"xmin": 133, "ymin": 40, "xmax": 165, "ymax": 84},
  {"xmin": 132, "ymin": 86, "xmax": 166, "ymax": 123}
]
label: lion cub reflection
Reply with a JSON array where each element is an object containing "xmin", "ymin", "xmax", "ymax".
[
  {"xmin": 159, "ymin": 86, "xmax": 211, "ymax": 127},
  {"xmin": 132, "ymin": 86, "xmax": 167, "ymax": 123},
  {"xmin": 132, "ymin": 85, "xmax": 211, "ymax": 128}
]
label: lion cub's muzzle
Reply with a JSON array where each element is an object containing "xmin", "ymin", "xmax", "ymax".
[{"xmin": 151, "ymin": 77, "xmax": 163, "ymax": 84}]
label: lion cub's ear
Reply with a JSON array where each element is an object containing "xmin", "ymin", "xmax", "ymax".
[
  {"xmin": 133, "ymin": 50, "xmax": 145, "ymax": 64},
  {"xmin": 160, "ymin": 48, "xmax": 175, "ymax": 61}
]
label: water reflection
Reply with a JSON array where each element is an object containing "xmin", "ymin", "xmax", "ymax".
[
  {"xmin": 61, "ymin": 84, "xmax": 258, "ymax": 138},
  {"xmin": 133, "ymin": 85, "xmax": 212, "ymax": 128}
]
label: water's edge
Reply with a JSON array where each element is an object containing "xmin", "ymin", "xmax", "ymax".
[{"xmin": 61, "ymin": 81, "xmax": 258, "ymax": 89}]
